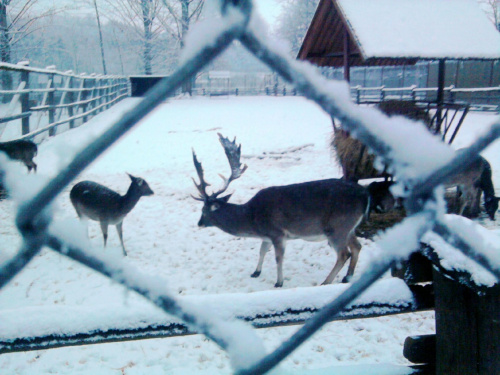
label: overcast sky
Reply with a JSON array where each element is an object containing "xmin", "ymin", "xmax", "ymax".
[{"xmin": 254, "ymin": 0, "xmax": 281, "ymax": 26}]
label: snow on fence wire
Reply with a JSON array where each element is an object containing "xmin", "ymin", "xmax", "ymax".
[
  {"xmin": 0, "ymin": 1, "xmax": 499, "ymax": 374},
  {"xmin": 0, "ymin": 62, "xmax": 129, "ymax": 142}
]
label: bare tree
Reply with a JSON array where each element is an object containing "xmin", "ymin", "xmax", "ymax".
[
  {"xmin": 275, "ymin": 0, "xmax": 319, "ymax": 57},
  {"xmin": 161, "ymin": 0, "xmax": 203, "ymax": 48},
  {"xmin": 103, "ymin": 0, "xmax": 167, "ymax": 75},
  {"xmin": 93, "ymin": 0, "xmax": 107, "ymax": 74},
  {"xmin": 479, "ymin": 0, "xmax": 500, "ymax": 31},
  {"xmin": 161, "ymin": 0, "xmax": 204, "ymax": 93},
  {"xmin": 0, "ymin": 0, "xmax": 58, "ymax": 91}
]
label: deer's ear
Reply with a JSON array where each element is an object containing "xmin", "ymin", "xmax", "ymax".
[{"xmin": 220, "ymin": 194, "xmax": 232, "ymax": 203}]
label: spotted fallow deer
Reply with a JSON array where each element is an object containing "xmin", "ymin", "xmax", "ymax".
[
  {"xmin": 192, "ymin": 133, "xmax": 373, "ymax": 287},
  {"xmin": 70, "ymin": 174, "xmax": 154, "ymax": 256}
]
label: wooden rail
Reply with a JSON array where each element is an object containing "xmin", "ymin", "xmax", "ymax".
[
  {"xmin": 0, "ymin": 279, "xmax": 433, "ymax": 355},
  {"xmin": 0, "ymin": 62, "xmax": 129, "ymax": 141},
  {"xmin": 350, "ymin": 84, "xmax": 500, "ymax": 111}
]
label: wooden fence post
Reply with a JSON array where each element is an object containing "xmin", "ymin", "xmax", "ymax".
[
  {"xmin": 76, "ymin": 78, "xmax": 87, "ymax": 125},
  {"xmin": 88, "ymin": 78, "xmax": 97, "ymax": 114},
  {"xmin": 66, "ymin": 77, "xmax": 75, "ymax": 129},
  {"xmin": 433, "ymin": 268, "xmax": 499, "ymax": 374},
  {"xmin": 20, "ymin": 69, "xmax": 30, "ymax": 135},
  {"xmin": 104, "ymin": 78, "xmax": 110, "ymax": 110},
  {"xmin": 48, "ymin": 74, "xmax": 55, "ymax": 137}
]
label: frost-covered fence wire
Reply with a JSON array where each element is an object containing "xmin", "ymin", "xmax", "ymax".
[{"xmin": 0, "ymin": 1, "xmax": 499, "ymax": 374}]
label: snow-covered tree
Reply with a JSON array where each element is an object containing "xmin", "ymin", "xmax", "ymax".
[
  {"xmin": 275, "ymin": 0, "xmax": 319, "ymax": 57},
  {"xmin": 160, "ymin": 0, "xmax": 203, "ymax": 49},
  {"xmin": 92, "ymin": 0, "xmax": 107, "ymax": 74},
  {"xmin": 160, "ymin": 0, "xmax": 204, "ymax": 93},
  {"xmin": 478, "ymin": 0, "xmax": 500, "ymax": 31},
  {"xmin": 101, "ymin": 0, "xmax": 168, "ymax": 75},
  {"xmin": 0, "ymin": 0, "xmax": 59, "ymax": 91}
]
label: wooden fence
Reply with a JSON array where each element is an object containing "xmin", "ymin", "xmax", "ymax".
[
  {"xmin": 0, "ymin": 62, "xmax": 129, "ymax": 142},
  {"xmin": 350, "ymin": 84, "xmax": 500, "ymax": 111}
]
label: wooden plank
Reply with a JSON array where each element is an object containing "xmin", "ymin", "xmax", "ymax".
[
  {"xmin": 433, "ymin": 269, "xmax": 500, "ymax": 374},
  {"xmin": 0, "ymin": 281, "xmax": 434, "ymax": 355},
  {"xmin": 20, "ymin": 70, "xmax": 30, "ymax": 135}
]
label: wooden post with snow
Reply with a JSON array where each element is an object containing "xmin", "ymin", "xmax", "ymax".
[
  {"xmin": 20, "ymin": 66, "xmax": 30, "ymax": 135},
  {"xmin": 433, "ymin": 269, "xmax": 499, "ymax": 375},
  {"xmin": 47, "ymin": 73, "xmax": 55, "ymax": 137},
  {"xmin": 398, "ymin": 244, "xmax": 499, "ymax": 375}
]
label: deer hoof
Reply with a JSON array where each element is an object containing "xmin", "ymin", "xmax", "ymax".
[
  {"xmin": 251, "ymin": 271, "xmax": 261, "ymax": 278},
  {"xmin": 274, "ymin": 281, "xmax": 283, "ymax": 288},
  {"xmin": 341, "ymin": 275, "xmax": 352, "ymax": 283}
]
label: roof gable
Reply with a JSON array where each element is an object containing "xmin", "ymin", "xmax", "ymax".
[{"xmin": 299, "ymin": 0, "xmax": 500, "ymax": 67}]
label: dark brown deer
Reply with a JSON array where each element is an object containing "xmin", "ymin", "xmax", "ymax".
[
  {"xmin": 192, "ymin": 134, "xmax": 372, "ymax": 287},
  {"xmin": 0, "ymin": 140, "xmax": 38, "ymax": 172},
  {"xmin": 476, "ymin": 157, "xmax": 499, "ymax": 220},
  {"xmin": 445, "ymin": 151, "xmax": 499, "ymax": 220},
  {"xmin": 445, "ymin": 155, "xmax": 484, "ymax": 218},
  {"xmin": 70, "ymin": 174, "xmax": 154, "ymax": 256}
]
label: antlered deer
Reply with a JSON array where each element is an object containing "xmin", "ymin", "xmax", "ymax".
[
  {"xmin": 192, "ymin": 134, "xmax": 373, "ymax": 287},
  {"xmin": 0, "ymin": 139, "xmax": 38, "ymax": 172},
  {"xmin": 70, "ymin": 174, "xmax": 154, "ymax": 256}
]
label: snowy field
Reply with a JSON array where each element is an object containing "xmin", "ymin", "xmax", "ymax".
[{"xmin": 0, "ymin": 96, "xmax": 499, "ymax": 374}]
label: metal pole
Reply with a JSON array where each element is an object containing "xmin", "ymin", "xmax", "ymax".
[
  {"xmin": 343, "ymin": 28, "xmax": 350, "ymax": 82},
  {"xmin": 436, "ymin": 59, "xmax": 445, "ymax": 133}
]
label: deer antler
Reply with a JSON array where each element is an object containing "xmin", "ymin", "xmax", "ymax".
[
  {"xmin": 191, "ymin": 134, "xmax": 247, "ymax": 200},
  {"xmin": 213, "ymin": 133, "xmax": 248, "ymax": 197},
  {"xmin": 192, "ymin": 149, "xmax": 211, "ymax": 201}
]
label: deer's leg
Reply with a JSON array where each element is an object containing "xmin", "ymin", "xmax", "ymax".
[
  {"xmin": 271, "ymin": 238, "xmax": 286, "ymax": 288},
  {"xmin": 251, "ymin": 240, "xmax": 271, "ymax": 278},
  {"xmin": 458, "ymin": 186, "xmax": 473, "ymax": 216},
  {"xmin": 26, "ymin": 161, "xmax": 37, "ymax": 173},
  {"xmin": 322, "ymin": 235, "xmax": 350, "ymax": 285},
  {"xmin": 116, "ymin": 222, "xmax": 127, "ymax": 256},
  {"xmin": 470, "ymin": 187, "xmax": 482, "ymax": 217},
  {"xmin": 100, "ymin": 222, "xmax": 109, "ymax": 248},
  {"xmin": 342, "ymin": 235, "xmax": 362, "ymax": 283}
]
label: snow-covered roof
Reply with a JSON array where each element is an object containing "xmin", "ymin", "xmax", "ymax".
[
  {"xmin": 338, "ymin": 0, "xmax": 500, "ymax": 60},
  {"xmin": 299, "ymin": 0, "xmax": 500, "ymax": 67},
  {"xmin": 209, "ymin": 71, "xmax": 232, "ymax": 79}
]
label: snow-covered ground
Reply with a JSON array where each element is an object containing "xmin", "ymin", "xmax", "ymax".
[{"xmin": 0, "ymin": 96, "xmax": 499, "ymax": 374}]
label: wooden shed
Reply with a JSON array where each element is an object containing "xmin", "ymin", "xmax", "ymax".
[
  {"xmin": 299, "ymin": 0, "xmax": 500, "ymax": 180},
  {"xmin": 298, "ymin": 0, "xmax": 500, "ymax": 116},
  {"xmin": 298, "ymin": 0, "xmax": 500, "ymax": 78}
]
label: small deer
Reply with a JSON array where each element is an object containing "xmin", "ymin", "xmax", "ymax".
[
  {"xmin": 70, "ymin": 174, "xmax": 154, "ymax": 255},
  {"xmin": 192, "ymin": 134, "xmax": 372, "ymax": 287},
  {"xmin": 0, "ymin": 140, "xmax": 38, "ymax": 172}
]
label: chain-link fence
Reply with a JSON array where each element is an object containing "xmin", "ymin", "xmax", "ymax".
[{"xmin": 0, "ymin": 1, "xmax": 499, "ymax": 374}]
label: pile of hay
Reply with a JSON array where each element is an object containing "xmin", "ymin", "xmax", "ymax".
[{"xmin": 331, "ymin": 100, "xmax": 432, "ymax": 182}]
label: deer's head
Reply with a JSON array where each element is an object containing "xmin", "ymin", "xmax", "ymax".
[
  {"xmin": 127, "ymin": 173, "xmax": 154, "ymax": 196},
  {"xmin": 192, "ymin": 133, "xmax": 247, "ymax": 228}
]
